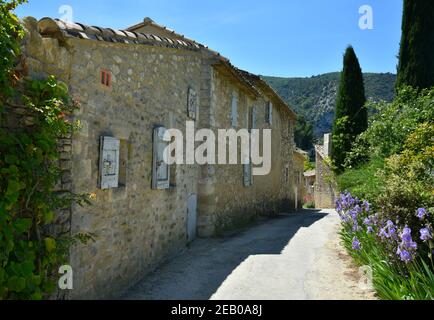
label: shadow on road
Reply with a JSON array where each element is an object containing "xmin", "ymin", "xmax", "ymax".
[{"xmin": 123, "ymin": 209, "xmax": 329, "ymax": 300}]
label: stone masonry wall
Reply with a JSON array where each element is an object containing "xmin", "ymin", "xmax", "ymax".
[
  {"xmin": 199, "ymin": 68, "xmax": 295, "ymax": 235},
  {"xmin": 20, "ymin": 16, "xmax": 298, "ymax": 299},
  {"xmin": 67, "ymin": 40, "xmax": 203, "ymax": 299},
  {"xmin": 314, "ymin": 148, "xmax": 336, "ymax": 209}
]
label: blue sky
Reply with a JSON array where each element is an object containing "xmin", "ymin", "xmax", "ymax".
[{"xmin": 15, "ymin": 0, "xmax": 403, "ymax": 77}]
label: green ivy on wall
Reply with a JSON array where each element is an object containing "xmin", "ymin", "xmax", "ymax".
[{"xmin": 0, "ymin": 0, "xmax": 91, "ymax": 300}]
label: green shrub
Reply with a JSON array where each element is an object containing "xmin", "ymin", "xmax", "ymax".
[
  {"xmin": 336, "ymin": 156, "xmax": 385, "ymax": 205},
  {"xmin": 351, "ymin": 87, "xmax": 434, "ymax": 160},
  {"xmin": 303, "ymin": 201, "xmax": 315, "ymax": 209}
]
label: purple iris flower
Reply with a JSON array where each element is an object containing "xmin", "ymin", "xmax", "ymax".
[
  {"xmin": 417, "ymin": 208, "xmax": 427, "ymax": 220},
  {"xmin": 400, "ymin": 227, "xmax": 418, "ymax": 250},
  {"xmin": 352, "ymin": 237, "xmax": 361, "ymax": 250},
  {"xmin": 367, "ymin": 226, "xmax": 374, "ymax": 234},
  {"xmin": 401, "ymin": 227, "xmax": 412, "ymax": 243},
  {"xmin": 379, "ymin": 227, "xmax": 388, "ymax": 239},
  {"xmin": 363, "ymin": 200, "xmax": 370, "ymax": 212},
  {"xmin": 420, "ymin": 228, "xmax": 432, "ymax": 241},
  {"xmin": 363, "ymin": 217, "xmax": 373, "ymax": 226},
  {"xmin": 397, "ymin": 247, "xmax": 413, "ymax": 263}
]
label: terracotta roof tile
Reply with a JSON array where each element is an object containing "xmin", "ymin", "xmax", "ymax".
[{"xmin": 38, "ymin": 18, "xmax": 203, "ymax": 52}]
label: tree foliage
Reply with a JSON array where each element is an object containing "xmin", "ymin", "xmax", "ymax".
[
  {"xmin": 331, "ymin": 46, "xmax": 367, "ymax": 172},
  {"xmin": 396, "ymin": 0, "xmax": 434, "ymax": 90},
  {"xmin": 294, "ymin": 114, "xmax": 314, "ymax": 152},
  {"xmin": 0, "ymin": 1, "xmax": 91, "ymax": 299}
]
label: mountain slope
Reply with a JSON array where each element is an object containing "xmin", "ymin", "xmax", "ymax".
[{"xmin": 263, "ymin": 72, "xmax": 396, "ymax": 138}]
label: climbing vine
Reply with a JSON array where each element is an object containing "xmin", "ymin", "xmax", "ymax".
[{"xmin": 0, "ymin": 0, "xmax": 91, "ymax": 299}]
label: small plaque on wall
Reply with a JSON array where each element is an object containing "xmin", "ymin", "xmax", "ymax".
[{"xmin": 99, "ymin": 136, "xmax": 120, "ymax": 189}]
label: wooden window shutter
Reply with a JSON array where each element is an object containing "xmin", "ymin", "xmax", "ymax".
[
  {"xmin": 99, "ymin": 136, "xmax": 120, "ymax": 189},
  {"xmin": 231, "ymin": 93, "xmax": 238, "ymax": 127},
  {"xmin": 187, "ymin": 87, "xmax": 198, "ymax": 120},
  {"xmin": 152, "ymin": 126, "xmax": 170, "ymax": 190}
]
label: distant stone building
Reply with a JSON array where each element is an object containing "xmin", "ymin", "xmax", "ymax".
[
  {"xmin": 303, "ymin": 169, "xmax": 315, "ymax": 201},
  {"xmin": 293, "ymin": 148, "xmax": 308, "ymax": 210},
  {"xmin": 314, "ymin": 134, "xmax": 337, "ymax": 209},
  {"xmin": 19, "ymin": 17, "xmax": 298, "ymax": 299}
]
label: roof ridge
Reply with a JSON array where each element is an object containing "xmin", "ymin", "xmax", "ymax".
[
  {"xmin": 38, "ymin": 17, "xmax": 202, "ymax": 50},
  {"xmin": 35, "ymin": 17, "xmax": 296, "ymax": 118}
]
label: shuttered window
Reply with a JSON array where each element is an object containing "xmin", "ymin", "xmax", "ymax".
[
  {"xmin": 99, "ymin": 136, "xmax": 120, "ymax": 189},
  {"xmin": 152, "ymin": 126, "xmax": 170, "ymax": 190},
  {"xmin": 231, "ymin": 93, "xmax": 238, "ymax": 127}
]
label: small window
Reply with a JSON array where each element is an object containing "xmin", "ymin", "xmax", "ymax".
[
  {"xmin": 152, "ymin": 126, "xmax": 170, "ymax": 190},
  {"xmin": 231, "ymin": 93, "xmax": 238, "ymax": 127},
  {"xmin": 100, "ymin": 70, "xmax": 111, "ymax": 87},
  {"xmin": 266, "ymin": 101, "xmax": 273, "ymax": 125}
]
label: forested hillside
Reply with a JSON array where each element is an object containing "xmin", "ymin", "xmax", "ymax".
[{"xmin": 264, "ymin": 72, "xmax": 396, "ymax": 139}]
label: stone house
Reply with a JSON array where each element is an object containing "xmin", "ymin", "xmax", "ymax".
[
  {"xmin": 314, "ymin": 134, "xmax": 337, "ymax": 209},
  {"xmin": 19, "ymin": 16, "xmax": 297, "ymax": 299}
]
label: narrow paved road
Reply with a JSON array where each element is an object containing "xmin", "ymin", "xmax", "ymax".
[{"xmin": 123, "ymin": 209, "xmax": 376, "ymax": 300}]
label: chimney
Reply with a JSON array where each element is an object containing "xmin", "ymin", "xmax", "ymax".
[{"xmin": 324, "ymin": 133, "xmax": 332, "ymax": 157}]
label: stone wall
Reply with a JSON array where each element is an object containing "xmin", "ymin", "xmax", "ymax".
[
  {"xmin": 293, "ymin": 151, "xmax": 305, "ymax": 209},
  {"xmin": 20, "ymin": 17, "xmax": 298, "ymax": 299},
  {"xmin": 67, "ymin": 39, "xmax": 204, "ymax": 299},
  {"xmin": 314, "ymin": 146, "xmax": 337, "ymax": 209},
  {"xmin": 196, "ymin": 68, "xmax": 295, "ymax": 236}
]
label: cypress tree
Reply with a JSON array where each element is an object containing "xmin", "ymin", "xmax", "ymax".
[
  {"xmin": 331, "ymin": 46, "xmax": 367, "ymax": 172},
  {"xmin": 396, "ymin": 0, "xmax": 434, "ymax": 90}
]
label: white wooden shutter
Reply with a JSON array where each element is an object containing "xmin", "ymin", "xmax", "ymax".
[
  {"xmin": 152, "ymin": 127, "xmax": 170, "ymax": 190},
  {"xmin": 231, "ymin": 93, "xmax": 238, "ymax": 127},
  {"xmin": 187, "ymin": 88, "xmax": 198, "ymax": 120},
  {"xmin": 99, "ymin": 136, "xmax": 120, "ymax": 189}
]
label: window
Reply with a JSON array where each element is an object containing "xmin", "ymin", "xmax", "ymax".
[
  {"xmin": 152, "ymin": 126, "xmax": 170, "ymax": 190},
  {"xmin": 187, "ymin": 87, "xmax": 198, "ymax": 120},
  {"xmin": 100, "ymin": 69, "xmax": 111, "ymax": 87},
  {"xmin": 231, "ymin": 92, "xmax": 238, "ymax": 127},
  {"xmin": 99, "ymin": 136, "xmax": 120, "ymax": 189},
  {"xmin": 266, "ymin": 101, "xmax": 273, "ymax": 125}
]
